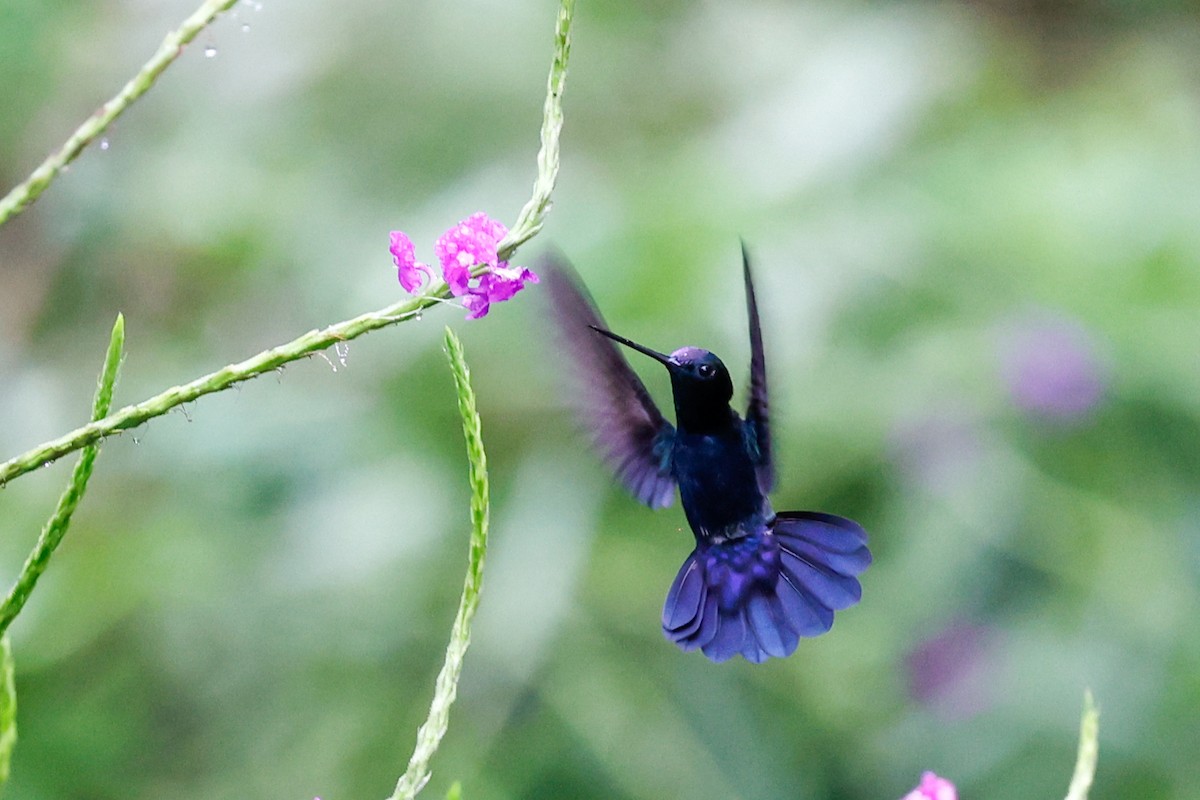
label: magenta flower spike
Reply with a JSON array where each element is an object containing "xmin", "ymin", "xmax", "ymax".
[
  {"xmin": 389, "ymin": 231, "xmax": 434, "ymax": 293},
  {"xmin": 390, "ymin": 212, "xmax": 537, "ymax": 319},
  {"xmin": 902, "ymin": 772, "xmax": 958, "ymax": 800},
  {"xmin": 435, "ymin": 212, "xmax": 508, "ymax": 291},
  {"xmin": 435, "ymin": 212, "xmax": 538, "ymax": 318}
]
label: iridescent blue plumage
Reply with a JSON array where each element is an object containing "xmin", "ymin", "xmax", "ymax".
[{"xmin": 543, "ymin": 245, "xmax": 871, "ymax": 663}]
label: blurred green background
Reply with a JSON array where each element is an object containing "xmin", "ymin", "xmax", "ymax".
[{"xmin": 2, "ymin": 0, "xmax": 1199, "ymax": 798}]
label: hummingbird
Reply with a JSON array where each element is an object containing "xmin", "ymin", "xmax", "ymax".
[{"xmin": 542, "ymin": 245, "xmax": 871, "ymax": 663}]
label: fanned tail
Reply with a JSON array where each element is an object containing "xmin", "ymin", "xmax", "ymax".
[{"xmin": 661, "ymin": 512, "xmax": 871, "ymax": 663}]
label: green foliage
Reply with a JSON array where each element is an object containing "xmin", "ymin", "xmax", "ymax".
[
  {"xmin": 389, "ymin": 328, "xmax": 490, "ymax": 800},
  {"xmin": 0, "ymin": 0, "xmax": 577, "ymax": 489},
  {"xmin": 0, "ymin": 314, "xmax": 125, "ymax": 637},
  {"xmin": 0, "ymin": 636, "xmax": 15, "ymax": 790},
  {"xmin": 498, "ymin": 0, "xmax": 574, "ymax": 259},
  {"xmin": 1, "ymin": 0, "xmax": 1197, "ymax": 798},
  {"xmin": 0, "ymin": 1, "xmax": 240, "ymax": 226}
]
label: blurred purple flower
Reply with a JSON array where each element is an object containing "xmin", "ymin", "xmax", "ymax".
[
  {"xmin": 999, "ymin": 313, "xmax": 1107, "ymax": 422},
  {"xmin": 902, "ymin": 771, "xmax": 957, "ymax": 800},
  {"xmin": 889, "ymin": 410, "xmax": 983, "ymax": 496},
  {"xmin": 389, "ymin": 212, "xmax": 537, "ymax": 319},
  {"xmin": 906, "ymin": 619, "xmax": 994, "ymax": 719}
]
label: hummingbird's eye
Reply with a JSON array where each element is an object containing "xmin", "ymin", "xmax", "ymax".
[{"xmin": 697, "ymin": 363, "xmax": 716, "ymax": 379}]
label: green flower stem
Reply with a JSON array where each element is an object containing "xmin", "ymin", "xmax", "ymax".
[
  {"xmin": 388, "ymin": 327, "xmax": 490, "ymax": 800},
  {"xmin": 0, "ymin": 298, "xmax": 436, "ymax": 487},
  {"xmin": 0, "ymin": 0, "xmax": 240, "ymax": 227},
  {"xmin": 0, "ymin": 315, "xmax": 125, "ymax": 637},
  {"xmin": 0, "ymin": 0, "xmax": 576, "ymax": 489},
  {"xmin": 496, "ymin": 0, "xmax": 574, "ymax": 259},
  {"xmin": 1065, "ymin": 690, "xmax": 1100, "ymax": 800},
  {"xmin": 0, "ymin": 636, "xmax": 15, "ymax": 789},
  {"xmin": 386, "ymin": 8, "xmax": 573, "ymax": 794}
]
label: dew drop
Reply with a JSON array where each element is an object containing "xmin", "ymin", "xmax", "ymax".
[
  {"xmin": 204, "ymin": 45, "xmax": 218, "ymax": 58},
  {"xmin": 99, "ymin": 137, "xmax": 110, "ymax": 151}
]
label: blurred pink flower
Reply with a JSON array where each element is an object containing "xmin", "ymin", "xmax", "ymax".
[
  {"xmin": 389, "ymin": 212, "xmax": 537, "ymax": 319},
  {"xmin": 902, "ymin": 771, "xmax": 957, "ymax": 800}
]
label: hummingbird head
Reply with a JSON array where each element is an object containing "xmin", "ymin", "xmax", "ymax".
[
  {"xmin": 589, "ymin": 327, "xmax": 734, "ymax": 422},
  {"xmin": 663, "ymin": 346, "xmax": 734, "ymax": 403}
]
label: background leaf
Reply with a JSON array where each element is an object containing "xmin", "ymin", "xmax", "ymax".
[{"xmin": 1, "ymin": 2, "xmax": 1198, "ymax": 799}]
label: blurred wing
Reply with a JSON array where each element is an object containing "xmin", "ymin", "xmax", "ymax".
[
  {"xmin": 742, "ymin": 242, "xmax": 774, "ymax": 494},
  {"xmin": 541, "ymin": 253, "xmax": 677, "ymax": 508}
]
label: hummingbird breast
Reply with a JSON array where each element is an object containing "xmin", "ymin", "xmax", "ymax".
[{"xmin": 672, "ymin": 421, "xmax": 769, "ymax": 540}]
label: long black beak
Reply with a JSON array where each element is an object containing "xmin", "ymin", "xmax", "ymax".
[{"xmin": 589, "ymin": 325, "xmax": 672, "ymax": 366}]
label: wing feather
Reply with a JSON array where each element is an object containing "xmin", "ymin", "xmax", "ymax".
[
  {"xmin": 741, "ymin": 242, "xmax": 774, "ymax": 494},
  {"xmin": 542, "ymin": 254, "xmax": 677, "ymax": 508}
]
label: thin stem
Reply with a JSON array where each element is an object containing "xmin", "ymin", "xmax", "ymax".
[
  {"xmin": 0, "ymin": 315, "xmax": 125, "ymax": 636},
  {"xmin": 496, "ymin": 0, "xmax": 574, "ymax": 260},
  {"xmin": 388, "ymin": 328, "xmax": 490, "ymax": 800},
  {"xmin": 1, "ymin": 0, "xmax": 576, "ymax": 490},
  {"xmin": 0, "ymin": 297, "xmax": 435, "ymax": 487},
  {"xmin": 0, "ymin": 636, "xmax": 14, "ymax": 790},
  {"xmin": 1064, "ymin": 690, "xmax": 1100, "ymax": 800},
  {"xmin": 0, "ymin": 0, "xmax": 240, "ymax": 227}
]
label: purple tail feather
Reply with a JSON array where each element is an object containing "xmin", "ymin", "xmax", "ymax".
[{"xmin": 661, "ymin": 512, "xmax": 871, "ymax": 663}]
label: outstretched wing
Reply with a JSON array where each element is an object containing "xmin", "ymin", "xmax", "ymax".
[
  {"xmin": 541, "ymin": 253, "xmax": 677, "ymax": 508},
  {"xmin": 741, "ymin": 242, "xmax": 774, "ymax": 494}
]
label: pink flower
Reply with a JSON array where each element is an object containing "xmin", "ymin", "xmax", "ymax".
[
  {"xmin": 435, "ymin": 211, "xmax": 509, "ymax": 295},
  {"xmin": 460, "ymin": 265, "xmax": 540, "ymax": 319},
  {"xmin": 389, "ymin": 231, "xmax": 434, "ymax": 293},
  {"xmin": 389, "ymin": 212, "xmax": 537, "ymax": 319},
  {"xmin": 902, "ymin": 772, "xmax": 957, "ymax": 800}
]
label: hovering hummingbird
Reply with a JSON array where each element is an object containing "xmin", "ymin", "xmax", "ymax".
[{"xmin": 543, "ymin": 246, "xmax": 871, "ymax": 663}]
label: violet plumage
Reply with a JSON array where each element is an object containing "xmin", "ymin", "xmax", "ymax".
[{"xmin": 544, "ymin": 246, "xmax": 871, "ymax": 662}]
